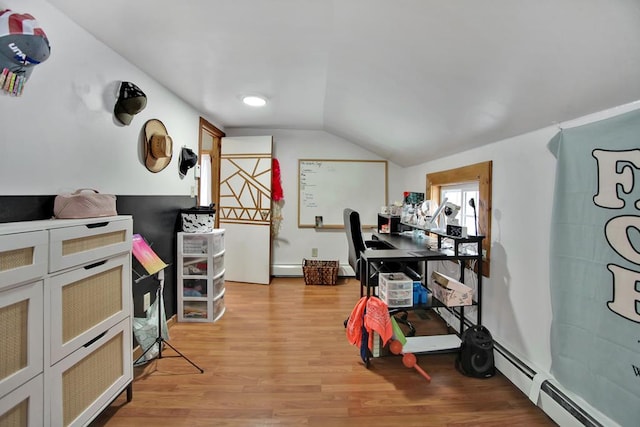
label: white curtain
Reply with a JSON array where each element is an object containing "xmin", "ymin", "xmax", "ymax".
[{"xmin": 199, "ymin": 154, "xmax": 211, "ymax": 206}]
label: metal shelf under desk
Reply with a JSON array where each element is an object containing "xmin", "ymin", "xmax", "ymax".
[{"xmin": 361, "ymin": 230, "xmax": 484, "ymax": 354}]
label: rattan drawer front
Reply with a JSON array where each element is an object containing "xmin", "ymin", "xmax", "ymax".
[
  {"xmin": 49, "ymin": 219, "xmax": 132, "ymax": 273},
  {"xmin": 0, "ymin": 281, "xmax": 43, "ymax": 399},
  {"xmin": 48, "ymin": 254, "xmax": 131, "ymax": 364},
  {"xmin": 0, "ymin": 230, "xmax": 47, "ymax": 291},
  {"xmin": 49, "ymin": 318, "xmax": 132, "ymax": 427},
  {"xmin": 0, "ymin": 374, "xmax": 44, "ymax": 426}
]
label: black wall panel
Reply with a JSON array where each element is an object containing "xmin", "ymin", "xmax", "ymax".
[
  {"xmin": 0, "ymin": 194, "xmax": 196, "ymax": 318},
  {"xmin": 117, "ymin": 195, "xmax": 195, "ymax": 318}
]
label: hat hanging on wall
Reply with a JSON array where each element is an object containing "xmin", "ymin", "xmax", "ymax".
[
  {"xmin": 0, "ymin": 9, "xmax": 51, "ymax": 96},
  {"xmin": 144, "ymin": 119, "xmax": 173, "ymax": 173},
  {"xmin": 114, "ymin": 81, "xmax": 147, "ymax": 125},
  {"xmin": 179, "ymin": 147, "xmax": 198, "ymax": 177}
]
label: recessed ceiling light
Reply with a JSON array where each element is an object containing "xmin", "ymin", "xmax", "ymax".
[{"xmin": 242, "ymin": 95, "xmax": 267, "ymax": 107}]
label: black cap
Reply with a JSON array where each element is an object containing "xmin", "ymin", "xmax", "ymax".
[
  {"xmin": 179, "ymin": 147, "xmax": 198, "ymax": 177},
  {"xmin": 114, "ymin": 81, "xmax": 146, "ymax": 125}
]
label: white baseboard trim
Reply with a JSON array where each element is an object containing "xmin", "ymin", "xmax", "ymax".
[{"xmin": 271, "ymin": 263, "xmax": 355, "ymax": 277}]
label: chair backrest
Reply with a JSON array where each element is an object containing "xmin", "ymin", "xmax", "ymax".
[{"xmin": 344, "ymin": 208, "xmax": 366, "ymax": 279}]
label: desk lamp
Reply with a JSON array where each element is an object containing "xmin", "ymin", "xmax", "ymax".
[{"xmin": 424, "ymin": 197, "xmax": 448, "ymax": 231}]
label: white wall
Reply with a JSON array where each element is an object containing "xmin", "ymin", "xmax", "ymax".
[
  {"xmin": 0, "ymin": 0, "xmax": 216, "ymax": 196},
  {"xmin": 3, "ymin": 2, "xmax": 628, "ymax": 421},
  {"xmin": 225, "ymin": 128, "xmax": 402, "ymax": 274},
  {"xmin": 402, "ymin": 127, "xmax": 558, "ymax": 373},
  {"xmin": 230, "ymin": 124, "xmax": 560, "ymax": 376},
  {"xmin": 226, "ymin": 125, "xmax": 558, "ymax": 372}
]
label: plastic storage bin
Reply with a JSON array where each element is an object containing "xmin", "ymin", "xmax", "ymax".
[{"xmin": 379, "ymin": 272, "xmax": 413, "ymax": 307}]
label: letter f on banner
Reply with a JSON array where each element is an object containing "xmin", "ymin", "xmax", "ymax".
[{"xmin": 592, "ymin": 149, "xmax": 640, "ymax": 209}]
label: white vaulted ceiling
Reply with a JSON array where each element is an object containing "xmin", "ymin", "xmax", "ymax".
[{"xmin": 47, "ymin": 0, "xmax": 640, "ymax": 166}]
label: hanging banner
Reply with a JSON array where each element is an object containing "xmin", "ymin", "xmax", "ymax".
[{"xmin": 548, "ymin": 109, "xmax": 640, "ymax": 427}]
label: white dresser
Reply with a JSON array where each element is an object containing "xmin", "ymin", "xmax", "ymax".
[
  {"xmin": 177, "ymin": 230, "xmax": 225, "ymax": 322},
  {"xmin": 0, "ymin": 216, "xmax": 133, "ymax": 426}
]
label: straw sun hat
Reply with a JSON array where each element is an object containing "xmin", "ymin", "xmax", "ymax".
[{"xmin": 144, "ymin": 119, "xmax": 173, "ymax": 173}]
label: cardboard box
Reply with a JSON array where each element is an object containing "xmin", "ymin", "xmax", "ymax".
[{"xmin": 430, "ymin": 271, "xmax": 473, "ymax": 306}]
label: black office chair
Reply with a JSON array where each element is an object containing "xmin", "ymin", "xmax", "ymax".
[
  {"xmin": 343, "ymin": 208, "xmax": 417, "ymax": 336},
  {"xmin": 344, "ymin": 208, "xmax": 389, "ymax": 283}
]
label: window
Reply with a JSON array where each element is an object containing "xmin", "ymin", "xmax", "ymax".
[
  {"xmin": 440, "ymin": 182, "xmax": 479, "ymax": 235},
  {"xmin": 426, "ymin": 161, "xmax": 492, "ymax": 277}
]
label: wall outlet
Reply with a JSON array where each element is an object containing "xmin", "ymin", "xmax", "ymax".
[
  {"xmin": 143, "ymin": 292, "xmax": 151, "ymax": 312},
  {"xmin": 311, "ymin": 248, "xmax": 318, "ymax": 257},
  {"xmin": 190, "ymin": 185, "xmax": 196, "ymax": 198}
]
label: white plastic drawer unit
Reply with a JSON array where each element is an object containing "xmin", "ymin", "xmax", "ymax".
[
  {"xmin": 213, "ymin": 271, "xmax": 225, "ymax": 299},
  {"xmin": 48, "ymin": 219, "xmax": 133, "ymax": 273},
  {"xmin": 48, "ymin": 253, "xmax": 131, "ymax": 364},
  {"xmin": 0, "ymin": 281, "xmax": 44, "ymax": 399},
  {"xmin": 48, "ymin": 317, "xmax": 132, "ymax": 427},
  {"xmin": 212, "ymin": 251, "xmax": 224, "ymax": 275},
  {"xmin": 211, "ymin": 229, "xmax": 225, "ymax": 255},
  {"xmin": 0, "ymin": 374, "xmax": 44, "ymax": 426},
  {"xmin": 180, "ymin": 229, "xmax": 225, "ymax": 255},
  {"xmin": 213, "ymin": 291, "xmax": 225, "ymax": 322},
  {"xmin": 0, "ymin": 230, "xmax": 48, "ymax": 291}
]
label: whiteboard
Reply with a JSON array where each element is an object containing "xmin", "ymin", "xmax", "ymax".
[{"xmin": 298, "ymin": 159, "xmax": 387, "ymax": 228}]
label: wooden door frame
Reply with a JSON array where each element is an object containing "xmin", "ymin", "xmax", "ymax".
[{"xmin": 198, "ymin": 117, "xmax": 225, "ymax": 228}]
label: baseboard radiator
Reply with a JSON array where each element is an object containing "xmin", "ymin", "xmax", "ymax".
[{"xmin": 434, "ymin": 306, "xmax": 616, "ymax": 427}]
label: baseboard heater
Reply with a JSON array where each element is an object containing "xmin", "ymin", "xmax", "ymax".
[
  {"xmin": 493, "ymin": 343, "xmax": 603, "ymax": 427},
  {"xmin": 434, "ymin": 306, "xmax": 610, "ymax": 427}
]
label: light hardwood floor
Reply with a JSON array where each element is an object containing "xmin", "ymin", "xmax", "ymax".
[{"xmin": 92, "ymin": 277, "xmax": 556, "ymax": 426}]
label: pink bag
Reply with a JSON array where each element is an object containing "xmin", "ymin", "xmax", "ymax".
[{"xmin": 53, "ymin": 189, "xmax": 117, "ymax": 219}]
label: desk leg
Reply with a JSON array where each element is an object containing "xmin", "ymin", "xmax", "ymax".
[
  {"xmin": 359, "ymin": 258, "xmax": 365, "ymax": 297},
  {"xmin": 363, "ymin": 261, "xmax": 371, "ymax": 297}
]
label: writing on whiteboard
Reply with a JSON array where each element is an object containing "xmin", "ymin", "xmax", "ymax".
[{"xmin": 298, "ymin": 159, "xmax": 387, "ymax": 227}]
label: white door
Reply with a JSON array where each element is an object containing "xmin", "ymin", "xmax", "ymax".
[{"xmin": 219, "ymin": 136, "xmax": 272, "ymax": 284}]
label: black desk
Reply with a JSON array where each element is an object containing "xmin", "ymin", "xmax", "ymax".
[
  {"xmin": 371, "ymin": 232, "xmax": 433, "ymax": 251},
  {"xmin": 359, "ymin": 231, "xmax": 484, "ymax": 354}
]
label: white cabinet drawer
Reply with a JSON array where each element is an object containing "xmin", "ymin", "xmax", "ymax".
[
  {"xmin": 0, "ymin": 281, "xmax": 43, "ymax": 399},
  {"xmin": 0, "ymin": 373, "xmax": 44, "ymax": 426},
  {"xmin": 49, "ymin": 219, "xmax": 132, "ymax": 273},
  {"xmin": 48, "ymin": 317, "xmax": 132, "ymax": 427},
  {"xmin": 48, "ymin": 253, "xmax": 131, "ymax": 364},
  {"xmin": 0, "ymin": 230, "xmax": 47, "ymax": 291}
]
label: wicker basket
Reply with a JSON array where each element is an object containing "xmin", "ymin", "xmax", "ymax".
[{"xmin": 302, "ymin": 259, "xmax": 339, "ymax": 285}]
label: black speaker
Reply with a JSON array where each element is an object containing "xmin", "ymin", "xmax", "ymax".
[{"xmin": 456, "ymin": 325, "xmax": 495, "ymax": 378}]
